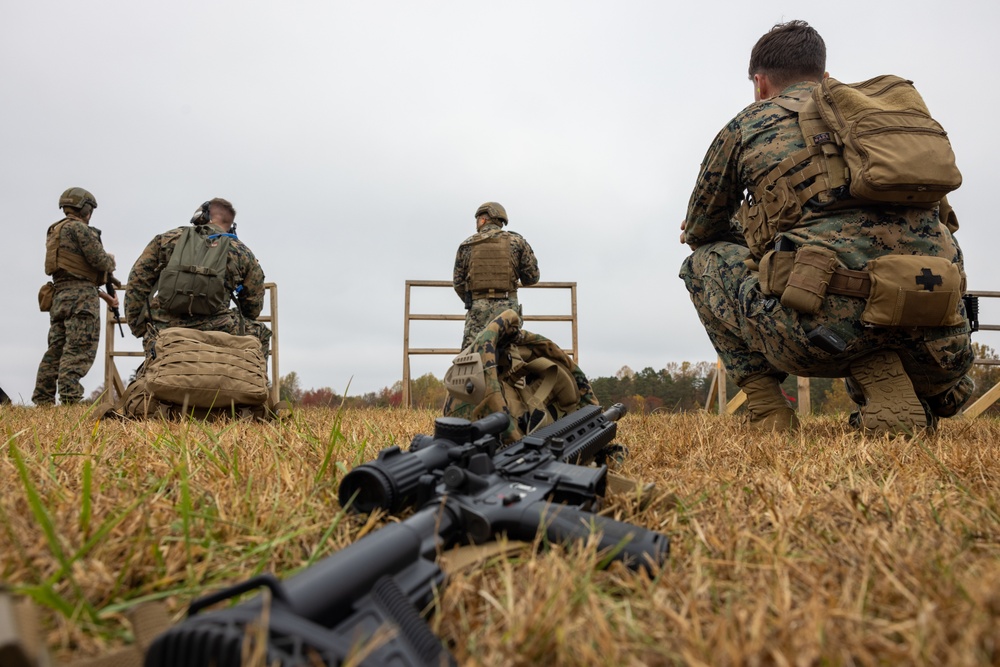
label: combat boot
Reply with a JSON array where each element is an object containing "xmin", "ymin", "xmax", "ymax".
[
  {"xmin": 740, "ymin": 375, "xmax": 799, "ymax": 432},
  {"xmin": 848, "ymin": 350, "xmax": 928, "ymax": 436}
]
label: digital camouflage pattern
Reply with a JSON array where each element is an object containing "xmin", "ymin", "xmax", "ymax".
[
  {"xmin": 33, "ymin": 214, "xmax": 116, "ymax": 405},
  {"xmin": 680, "ymin": 80, "xmax": 974, "ymax": 415},
  {"xmin": 443, "ymin": 309, "xmax": 598, "ymax": 443},
  {"xmin": 125, "ymin": 223, "xmax": 270, "ymax": 358},
  {"xmin": 462, "ymin": 296, "xmax": 520, "ymax": 351},
  {"xmin": 454, "ymin": 222, "xmax": 539, "ymax": 349},
  {"xmin": 681, "ymin": 243, "xmax": 974, "ymax": 412}
]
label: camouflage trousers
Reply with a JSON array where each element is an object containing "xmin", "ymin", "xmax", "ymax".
[
  {"xmin": 32, "ymin": 283, "xmax": 100, "ymax": 405},
  {"xmin": 679, "ymin": 242, "xmax": 975, "ymax": 414},
  {"xmin": 462, "ymin": 297, "xmax": 520, "ymax": 350}
]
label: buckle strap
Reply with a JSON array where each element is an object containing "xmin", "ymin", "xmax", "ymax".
[
  {"xmin": 471, "ymin": 289, "xmax": 515, "ymax": 299},
  {"xmin": 828, "ymin": 267, "xmax": 871, "ymax": 298}
]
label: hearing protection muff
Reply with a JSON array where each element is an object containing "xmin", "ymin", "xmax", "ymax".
[{"xmin": 190, "ymin": 201, "xmax": 211, "ymax": 225}]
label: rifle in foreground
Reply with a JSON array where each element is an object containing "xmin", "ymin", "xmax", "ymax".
[{"xmin": 145, "ymin": 404, "xmax": 669, "ymax": 667}]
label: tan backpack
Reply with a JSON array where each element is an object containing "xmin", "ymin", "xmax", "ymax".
[
  {"xmin": 146, "ymin": 328, "xmax": 269, "ymax": 409},
  {"xmin": 814, "ymin": 74, "xmax": 962, "ymax": 205},
  {"xmin": 740, "ymin": 74, "xmax": 962, "ymax": 258},
  {"xmin": 443, "ymin": 309, "xmax": 598, "ymax": 443}
]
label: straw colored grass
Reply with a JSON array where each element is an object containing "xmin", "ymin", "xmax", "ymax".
[{"xmin": 2, "ymin": 405, "xmax": 998, "ymax": 665}]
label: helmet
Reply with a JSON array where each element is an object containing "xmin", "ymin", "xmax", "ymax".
[
  {"xmin": 59, "ymin": 187, "xmax": 98, "ymax": 210},
  {"xmin": 475, "ymin": 202, "xmax": 507, "ymax": 224}
]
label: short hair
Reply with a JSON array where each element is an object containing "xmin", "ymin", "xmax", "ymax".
[
  {"xmin": 208, "ymin": 197, "xmax": 236, "ymax": 219},
  {"xmin": 748, "ymin": 20, "xmax": 826, "ymax": 88}
]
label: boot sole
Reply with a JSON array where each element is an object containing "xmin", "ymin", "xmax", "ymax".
[{"xmin": 849, "ymin": 350, "xmax": 926, "ymax": 435}]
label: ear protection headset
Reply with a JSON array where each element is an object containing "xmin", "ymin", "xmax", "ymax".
[{"xmin": 190, "ymin": 201, "xmax": 211, "ymax": 225}]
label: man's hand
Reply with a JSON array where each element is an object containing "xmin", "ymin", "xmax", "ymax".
[{"xmin": 99, "ymin": 291, "xmax": 120, "ymax": 309}]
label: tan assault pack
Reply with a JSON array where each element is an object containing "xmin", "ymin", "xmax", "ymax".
[
  {"xmin": 443, "ymin": 309, "xmax": 598, "ymax": 443},
  {"xmin": 741, "ymin": 75, "xmax": 962, "ymax": 258},
  {"xmin": 468, "ymin": 233, "xmax": 516, "ymax": 296},
  {"xmin": 44, "ymin": 219, "xmax": 103, "ymax": 284},
  {"xmin": 815, "ymin": 75, "xmax": 962, "ymax": 205},
  {"xmin": 146, "ymin": 328, "xmax": 269, "ymax": 409}
]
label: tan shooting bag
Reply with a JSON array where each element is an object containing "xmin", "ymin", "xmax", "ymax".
[{"xmin": 146, "ymin": 327, "xmax": 268, "ymax": 409}]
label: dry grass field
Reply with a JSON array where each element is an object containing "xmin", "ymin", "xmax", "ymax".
[{"xmin": 2, "ymin": 404, "xmax": 998, "ymax": 666}]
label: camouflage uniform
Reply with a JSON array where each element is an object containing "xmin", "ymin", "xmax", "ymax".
[
  {"xmin": 454, "ymin": 222, "xmax": 540, "ymax": 349},
  {"xmin": 125, "ymin": 222, "xmax": 271, "ymax": 360},
  {"xmin": 32, "ymin": 215, "xmax": 116, "ymax": 405},
  {"xmin": 679, "ymin": 81, "xmax": 974, "ymax": 416},
  {"xmin": 443, "ymin": 309, "xmax": 598, "ymax": 443}
]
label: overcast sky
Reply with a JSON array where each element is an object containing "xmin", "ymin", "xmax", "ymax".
[{"xmin": 3, "ymin": 0, "xmax": 998, "ymax": 404}]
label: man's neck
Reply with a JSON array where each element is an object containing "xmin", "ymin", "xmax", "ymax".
[{"xmin": 208, "ymin": 221, "xmax": 233, "ymax": 233}]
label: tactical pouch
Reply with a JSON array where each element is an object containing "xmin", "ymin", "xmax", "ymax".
[
  {"xmin": 780, "ymin": 245, "xmax": 838, "ymax": 314},
  {"xmin": 37, "ymin": 282, "xmax": 54, "ymax": 312},
  {"xmin": 758, "ymin": 249, "xmax": 796, "ymax": 296},
  {"xmin": 738, "ymin": 178, "xmax": 803, "ymax": 258},
  {"xmin": 862, "ymin": 255, "xmax": 965, "ymax": 327}
]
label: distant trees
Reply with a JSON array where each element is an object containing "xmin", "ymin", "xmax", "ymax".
[
  {"xmin": 275, "ymin": 344, "xmax": 1000, "ymax": 415},
  {"xmin": 279, "ymin": 372, "xmax": 304, "ymax": 404},
  {"xmin": 301, "ymin": 387, "xmax": 341, "ymax": 408},
  {"xmin": 408, "ymin": 374, "xmax": 447, "ymax": 409},
  {"xmin": 591, "ymin": 362, "xmax": 714, "ymax": 413}
]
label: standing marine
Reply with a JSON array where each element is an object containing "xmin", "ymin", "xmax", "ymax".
[
  {"xmin": 33, "ymin": 187, "xmax": 118, "ymax": 405},
  {"xmin": 453, "ymin": 202, "xmax": 540, "ymax": 349},
  {"xmin": 678, "ymin": 20, "xmax": 974, "ymax": 434},
  {"xmin": 125, "ymin": 197, "xmax": 271, "ymax": 360}
]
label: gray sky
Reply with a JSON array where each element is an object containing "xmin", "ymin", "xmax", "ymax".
[{"xmin": 3, "ymin": 0, "xmax": 998, "ymax": 403}]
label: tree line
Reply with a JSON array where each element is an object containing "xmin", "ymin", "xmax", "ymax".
[{"xmin": 278, "ymin": 342, "xmax": 1000, "ymax": 415}]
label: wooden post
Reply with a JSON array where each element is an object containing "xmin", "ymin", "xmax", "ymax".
[
  {"xmin": 717, "ymin": 360, "xmax": 727, "ymax": 414},
  {"xmin": 703, "ymin": 370, "xmax": 718, "ymax": 412},
  {"xmin": 570, "ymin": 283, "xmax": 579, "ymax": 364},
  {"xmin": 267, "ymin": 283, "xmax": 281, "ymax": 405},
  {"xmin": 403, "ymin": 281, "xmax": 412, "ymax": 408},
  {"xmin": 797, "ymin": 376, "xmax": 811, "ymax": 415}
]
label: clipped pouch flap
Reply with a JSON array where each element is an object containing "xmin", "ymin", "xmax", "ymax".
[
  {"xmin": 780, "ymin": 245, "xmax": 838, "ymax": 314},
  {"xmin": 38, "ymin": 282, "xmax": 54, "ymax": 312},
  {"xmin": 758, "ymin": 249, "xmax": 795, "ymax": 297},
  {"xmin": 862, "ymin": 255, "xmax": 965, "ymax": 327}
]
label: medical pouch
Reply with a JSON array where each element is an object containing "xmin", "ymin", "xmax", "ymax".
[{"xmin": 861, "ymin": 255, "xmax": 965, "ymax": 327}]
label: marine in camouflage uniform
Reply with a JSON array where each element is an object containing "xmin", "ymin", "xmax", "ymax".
[
  {"xmin": 125, "ymin": 197, "xmax": 271, "ymax": 362},
  {"xmin": 33, "ymin": 188, "xmax": 117, "ymax": 405},
  {"xmin": 453, "ymin": 202, "xmax": 540, "ymax": 349},
  {"xmin": 679, "ymin": 20, "xmax": 974, "ymax": 433}
]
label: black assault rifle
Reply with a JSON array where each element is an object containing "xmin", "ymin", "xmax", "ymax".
[
  {"xmin": 105, "ymin": 275, "xmax": 124, "ymax": 337},
  {"xmin": 144, "ymin": 404, "xmax": 669, "ymax": 667}
]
